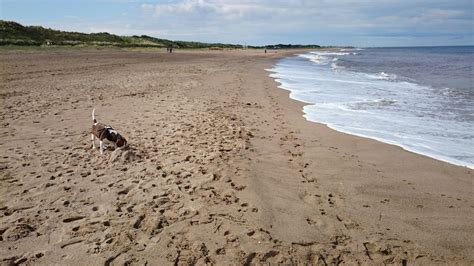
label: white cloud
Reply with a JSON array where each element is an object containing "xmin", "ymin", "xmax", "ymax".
[
  {"xmin": 134, "ymin": 0, "xmax": 474, "ymax": 46},
  {"xmin": 16, "ymin": 0, "xmax": 472, "ymax": 46},
  {"xmin": 142, "ymin": 0, "xmax": 218, "ymax": 17},
  {"xmin": 141, "ymin": 0, "xmax": 313, "ymax": 20},
  {"xmin": 413, "ymin": 9, "xmax": 465, "ymax": 22}
]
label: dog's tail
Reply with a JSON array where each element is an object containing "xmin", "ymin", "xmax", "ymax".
[{"xmin": 92, "ymin": 108, "xmax": 96, "ymax": 123}]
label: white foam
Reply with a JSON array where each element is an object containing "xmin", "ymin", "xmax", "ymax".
[
  {"xmin": 298, "ymin": 54, "xmax": 330, "ymax": 65},
  {"xmin": 341, "ymin": 48, "xmax": 365, "ymax": 51},
  {"xmin": 267, "ymin": 52, "xmax": 474, "ymax": 169},
  {"xmin": 310, "ymin": 51, "xmax": 351, "ymax": 56},
  {"xmin": 331, "ymin": 62, "xmax": 344, "ymax": 70}
]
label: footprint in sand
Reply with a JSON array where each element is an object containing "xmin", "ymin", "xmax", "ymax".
[{"xmin": 2, "ymin": 223, "xmax": 35, "ymax": 241}]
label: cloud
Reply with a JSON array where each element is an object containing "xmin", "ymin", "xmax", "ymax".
[
  {"xmin": 413, "ymin": 8, "xmax": 466, "ymax": 22},
  {"xmin": 5, "ymin": 0, "xmax": 472, "ymax": 46},
  {"xmin": 136, "ymin": 0, "xmax": 474, "ymax": 46},
  {"xmin": 141, "ymin": 0, "xmax": 275, "ymax": 20},
  {"xmin": 141, "ymin": 0, "xmax": 216, "ymax": 17},
  {"xmin": 140, "ymin": 0, "xmax": 471, "ymax": 26}
]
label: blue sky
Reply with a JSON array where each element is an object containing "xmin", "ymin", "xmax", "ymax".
[{"xmin": 1, "ymin": 0, "xmax": 473, "ymax": 47}]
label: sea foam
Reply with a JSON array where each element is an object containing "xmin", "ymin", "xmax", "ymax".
[{"xmin": 268, "ymin": 49, "xmax": 474, "ymax": 169}]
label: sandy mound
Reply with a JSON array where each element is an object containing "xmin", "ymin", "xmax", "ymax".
[{"xmin": 108, "ymin": 147, "xmax": 141, "ymax": 163}]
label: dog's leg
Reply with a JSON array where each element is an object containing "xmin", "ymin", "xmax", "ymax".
[
  {"xmin": 100, "ymin": 140, "xmax": 104, "ymax": 155},
  {"xmin": 91, "ymin": 134, "xmax": 96, "ymax": 149}
]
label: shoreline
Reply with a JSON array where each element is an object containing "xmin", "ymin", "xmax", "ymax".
[
  {"xmin": 267, "ymin": 51, "xmax": 474, "ymax": 170},
  {"xmin": 1, "ymin": 49, "xmax": 472, "ymax": 264},
  {"xmin": 290, "ymin": 86, "xmax": 473, "ymax": 169},
  {"xmin": 306, "ymin": 117, "xmax": 474, "ymax": 169},
  {"xmin": 251, "ymin": 49, "xmax": 473, "ymax": 261}
]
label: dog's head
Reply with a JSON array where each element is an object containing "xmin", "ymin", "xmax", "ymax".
[{"xmin": 116, "ymin": 136, "xmax": 127, "ymax": 147}]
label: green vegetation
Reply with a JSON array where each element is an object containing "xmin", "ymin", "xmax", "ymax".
[
  {"xmin": 0, "ymin": 20, "xmax": 323, "ymax": 49},
  {"xmin": 0, "ymin": 20, "xmax": 243, "ymax": 48}
]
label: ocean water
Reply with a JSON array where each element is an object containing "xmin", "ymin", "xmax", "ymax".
[{"xmin": 267, "ymin": 46, "xmax": 474, "ymax": 169}]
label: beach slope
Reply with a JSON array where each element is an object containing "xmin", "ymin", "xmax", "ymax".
[{"xmin": 0, "ymin": 49, "xmax": 472, "ymax": 265}]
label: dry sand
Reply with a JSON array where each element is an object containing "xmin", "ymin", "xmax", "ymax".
[{"xmin": 0, "ymin": 48, "xmax": 472, "ymax": 265}]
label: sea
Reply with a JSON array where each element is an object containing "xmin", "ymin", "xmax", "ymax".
[{"xmin": 267, "ymin": 46, "xmax": 474, "ymax": 169}]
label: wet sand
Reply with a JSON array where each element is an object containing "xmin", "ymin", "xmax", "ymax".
[{"xmin": 0, "ymin": 48, "xmax": 472, "ymax": 265}]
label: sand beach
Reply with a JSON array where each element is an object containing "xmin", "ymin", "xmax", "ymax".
[{"xmin": 0, "ymin": 48, "xmax": 472, "ymax": 265}]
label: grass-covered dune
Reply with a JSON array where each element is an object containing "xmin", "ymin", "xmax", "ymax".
[
  {"xmin": 0, "ymin": 20, "xmax": 323, "ymax": 49},
  {"xmin": 0, "ymin": 20, "xmax": 244, "ymax": 49}
]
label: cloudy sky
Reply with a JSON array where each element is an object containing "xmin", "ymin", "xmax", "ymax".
[{"xmin": 1, "ymin": 0, "xmax": 473, "ymax": 47}]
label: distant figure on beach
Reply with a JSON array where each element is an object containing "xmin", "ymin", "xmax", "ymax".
[
  {"xmin": 265, "ymin": 48, "xmax": 267, "ymax": 54},
  {"xmin": 170, "ymin": 47, "xmax": 173, "ymax": 53}
]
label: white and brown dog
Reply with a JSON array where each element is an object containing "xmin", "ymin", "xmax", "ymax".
[{"xmin": 91, "ymin": 108, "xmax": 127, "ymax": 154}]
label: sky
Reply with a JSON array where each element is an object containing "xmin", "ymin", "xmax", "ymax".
[{"xmin": 1, "ymin": 0, "xmax": 473, "ymax": 47}]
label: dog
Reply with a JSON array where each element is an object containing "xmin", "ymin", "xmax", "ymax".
[{"xmin": 91, "ymin": 108, "xmax": 127, "ymax": 154}]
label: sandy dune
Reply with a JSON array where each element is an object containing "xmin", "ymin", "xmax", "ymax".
[{"xmin": 0, "ymin": 48, "xmax": 472, "ymax": 265}]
